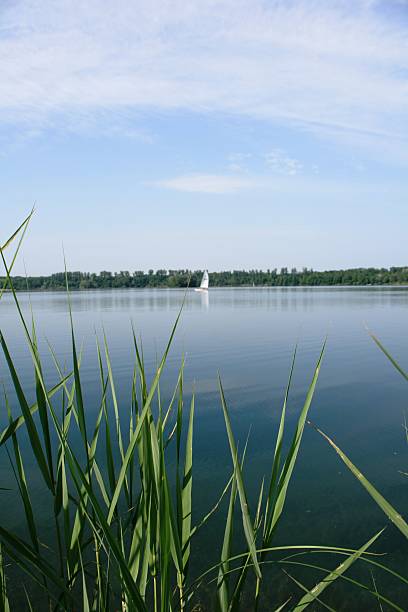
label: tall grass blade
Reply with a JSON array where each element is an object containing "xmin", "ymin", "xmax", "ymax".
[
  {"xmin": 314, "ymin": 423, "xmax": 408, "ymax": 539},
  {"xmin": 267, "ymin": 340, "xmax": 326, "ymax": 538},
  {"xmin": 0, "ymin": 332, "xmax": 53, "ymax": 490},
  {"xmin": 0, "ymin": 543, "xmax": 10, "ymax": 612},
  {"xmin": 107, "ymin": 305, "xmax": 183, "ymax": 524},
  {"xmin": 5, "ymin": 399, "xmax": 40, "ymax": 553},
  {"xmin": 0, "ymin": 209, "xmax": 34, "ymax": 252},
  {"xmin": 0, "ymin": 376, "xmax": 71, "ymax": 447},
  {"xmin": 181, "ymin": 394, "xmax": 194, "ymax": 571},
  {"xmin": 282, "ymin": 559, "xmax": 403, "ymax": 611},
  {"xmin": 32, "ymin": 321, "xmax": 55, "ymax": 490},
  {"xmin": 264, "ymin": 345, "xmax": 297, "ymax": 540},
  {"xmin": 218, "ymin": 377, "xmax": 262, "ymax": 580},
  {"xmin": 217, "ymin": 436, "xmax": 250, "ymax": 612},
  {"xmin": 283, "ymin": 570, "xmax": 336, "ymax": 612},
  {"xmin": 367, "ymin": 330, "xmax": 408, "ymax": 381},
  {"xmin": 0, "ymin": 528, "xmax": 71, "ymax": 598},
  {"xmin": 0, "ymin": 208, "xmax": 34, "ymax": 300},
  {"xmin": 79, "ymin": 547, "xmax": 90, "ymax": 612},
  {"xmin": 293, "ymin": 529, "xmax": 384, "ymax": 610}
]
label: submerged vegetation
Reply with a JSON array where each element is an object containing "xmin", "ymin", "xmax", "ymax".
[
  {"xmin": 5, "ymin": 265, "xmax": 408, "ymax": 291},
  {"xmin": 1, "ymin": 213, "xmax": 408, "ymax": 610}
]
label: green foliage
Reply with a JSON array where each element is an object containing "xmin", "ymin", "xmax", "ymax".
[{"xmin": 4, "ymin": 265, "xmax": 408, "ymax": 291}]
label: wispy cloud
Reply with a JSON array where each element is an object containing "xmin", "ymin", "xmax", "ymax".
[
  {"xmin": 155, "ymin": 174, "xmax": 255, "ymax": 194},
  {"xmin": 264, "ymin": 150, "xmax": 303, "ymax": 175},
  {"xmin": 0, "ymin": 0, "xmax": 408, "ymax": 152},
  {"xmin": 227, "ymin": 153, "xmax": 252, "ymax": 173}
]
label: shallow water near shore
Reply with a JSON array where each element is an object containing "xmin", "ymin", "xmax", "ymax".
[{"xmin": 1, "ymin": 286, "xmax": 408, "ymax": 609}]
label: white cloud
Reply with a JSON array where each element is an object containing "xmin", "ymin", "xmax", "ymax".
[
  {"xmin": 264, "ymin": 149, "xmax": 303, "ymax": 175},
  {"xmin": 227, "ymin": 153, "xmax": 252, "ymax": 173},
  {"xmin": 0, "ymin": 0, "xmax": 408, "ymax": 151},
  {"xmin": 155, "ymin": 174, "xmax": 254, "ymax": 194}
]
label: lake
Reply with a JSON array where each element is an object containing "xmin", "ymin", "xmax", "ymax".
[{"xmin": 1, "ymin": 287, "xmax": 408, "ymax": 609}]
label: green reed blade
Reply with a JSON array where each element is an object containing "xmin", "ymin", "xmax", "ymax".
[
  {"xmin": 96, "ymin": 338, "xmax": 117, "ymax": 499},
  {"xmin": 71, "ymin": 329, "xmax": 88, "ymax": 456},
  {"xmin": 255, "ymin": 477, "xmax": 264, "ymax": 530},
  {"xmin": 267, "ymin": 340, "xmax": 326, "ymax": 541},
  {"xmin": 0, "ymin": 208, "xmax": 34, "ymax": 300},
  {"xmin": 282, "ymin": 558, "xmax": 403, "ymax": 611},
  {"xmin": 190, "ymin": 473, "xmax": 234, "ymax": 538},
  {"xmin": 61, "ymin": 437, "xmax": 149, "ymax": 610},
  {"xmin": 163, "ymin": 442, "xmax": 184, "ymax": 579},
  {"xmin": 1, "ymin": 208, "xmax": 34, "ymax": 252},
  {"xmin": 0, "ymin": 542, "xmax": 10, "ymax": 612},
  {"xmin": 279, "ymin": 548, "xmax": 407, "ymax": 586},
  {"xmin": 103, "ymin": 331, "xmax": 126, "ymax": 465},
  {"xmin": 6, "ymin": 544, "xmax": 74, "ymax": 609},
  {"xmin": 159, "ymin": 440, "xmax": 172, "ymax": 612},
  {"xmin": 272, "ymin": 599, "xmax": 291, "ymax": 612},
  {"xmin": 5, "ymin": 399, "xmax": 39, "ymax": 554},
  {"xmin": 264, "ymin": 344, "xmax": 297, "ymax": 540},
  {"xmin": 217, "ymin": 435, "xmax": 249, "ymax": 612},
  {"xmin": 0, "ymin": 332, "xmax": 53, "ymax": 490},
  {"xmin": 93, "ymin": 531, "xmax": 105, "ymax": 612},
  {"xmin": 189, "ymin": 543, "xmax": 373, "ymax": 594},
  {"xmin": 218, "ymin": 377, "xmax": 262, "ymax": 580},
  {"xmin": 293, "ymin": 529, "xmax": 384, "ymax": 611},
  {"xmin": 181, "ymin": 395, "xmax": 194, "ymax": 572},
  {"xmin": 229, "ymin": 553, "xmax": 252, "ymax": 612},
  {"xmin": 92, "ymin": 461, "xmax": 111, "ymax": 509},
  {"xmin": 79, "ymin": 547, "xmax": 90, "ymax": 612},
  {"xmin": 138, "ymin": 493, "xmax": 152, "ymax": 599},
  {"xmin": 0, "ymin": 375, "xmax": 71, "ymax": 447},
  {"xmin": 367, "ymin": 329, "xmax": 408, "ymax": 381},
  {"xmin": 131, "ymin": 325, "xmax": 148, "ymax": 404},
  {"xmin": 0, "ymin": 528, "xmax": 72, "ymax": 599},
  {"xmin": 370, "ymin": 568, "xmax": 384, "ymax": 612},
  {"xmin": 23, "ymin": 587, "xmax": 34, "ymax": 612},
  {"xmin": 60, "ymin": 450, "xmax": 71, "ymax": 556},
  {"xmin": 176, "ymin": 365, "xmax": 184, "ymax": 464},
  {"xmin": 128, "ymin": 496, "xmax": 144, "ymax": 581},
  {"xmin": 107, "ymin": 305, "xmax": 183, "ymax": 524},
  {"xmin": 162, "ymin": 357, "xmax": 185, "ymax": 433},
  {"xmin": 283, "ymin": 569, "xmax": 336, "ymax": 612},
  {"xmin": 314, "ymin": 422, "xmax": 408, "ymax": 539},
  {"xmin": 175, "ymin": 365, "xmax": 184, "ymax": 548},
  {"xmin": 89, "ymin": 376, "xmax": 109, "ymax": 465}
]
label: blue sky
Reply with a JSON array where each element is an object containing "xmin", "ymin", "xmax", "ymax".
[{"xmin": 1, "ymin": 0, "xmax": 408, "ymax": 274}]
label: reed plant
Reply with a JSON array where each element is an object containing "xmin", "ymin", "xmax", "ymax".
[{"xmin": 0, "ymin": 213, "xmax": 406, "ymax": 611}]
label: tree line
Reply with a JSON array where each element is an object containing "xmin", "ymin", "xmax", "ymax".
[{"xmin": 3, "ymin": 266, "xmax": 408, "ymax": 290}]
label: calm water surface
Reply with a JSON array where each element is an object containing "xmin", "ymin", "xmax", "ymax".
[{"xmin": 1, "ymin": 287, "xmax": 408, "ymax": 609}]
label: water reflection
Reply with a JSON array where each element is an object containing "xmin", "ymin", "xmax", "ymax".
[
  {"xmin": 2, "ymin": 287, "xmax": 408, "ymax": 608},
  {"xmin": 3, "ymin": 285, "xmax": 408, "ymax": 315}
]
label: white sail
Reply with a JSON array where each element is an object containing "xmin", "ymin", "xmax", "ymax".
[{"xmin": 200, "ymin": 270, "xmax": 209, "ymax": 290}]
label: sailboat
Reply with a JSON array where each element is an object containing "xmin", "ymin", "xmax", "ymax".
[{"xmin": 195, "ymin": 270, "xmax": 209, "ymax": 292}]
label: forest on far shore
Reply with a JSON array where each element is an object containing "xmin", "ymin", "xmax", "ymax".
[{"xmin": 3, "ymin": 266, "xmax": 408, "ymax": 290}]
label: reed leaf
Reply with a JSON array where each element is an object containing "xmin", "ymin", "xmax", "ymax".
[
  {"xmin": 0, "ymin": 543, "xmax": 10, "ymax": 612},
  {"xmin": 107, "ymin": 305, "xmax": 183, "ymax": 525},
  {"xmin": 0, "ymin": 208, "xmax": 34, "ymax": 300},
  {"xmin": 314, "ymin": 423, "xmax": 408, "ymax": 539},
  {"xmin": 0, "ymin": 375, "xmax": 71, "ymax": 447},
  {"xmin": 266, "ymin": 341, "xmax": 326, "ymax": 540},
  {"xmin": 367, "ymin": 329, "xmax": 408, "ymax": 381},
  {"xmin": 293, "ymin": 529, "xmax": 384, "ymax": 610},
  {"xmin": 0, "ymin": 332, "xmax": 53, "ymax": 491},
  {"xmin": 218, "ymin": 376, "xmax": 262, "ymax": 580}
]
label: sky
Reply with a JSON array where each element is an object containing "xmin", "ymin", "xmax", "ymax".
[{"xmin": 1, "ymin": 0, "xmax": 408, "ymax": 274}]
